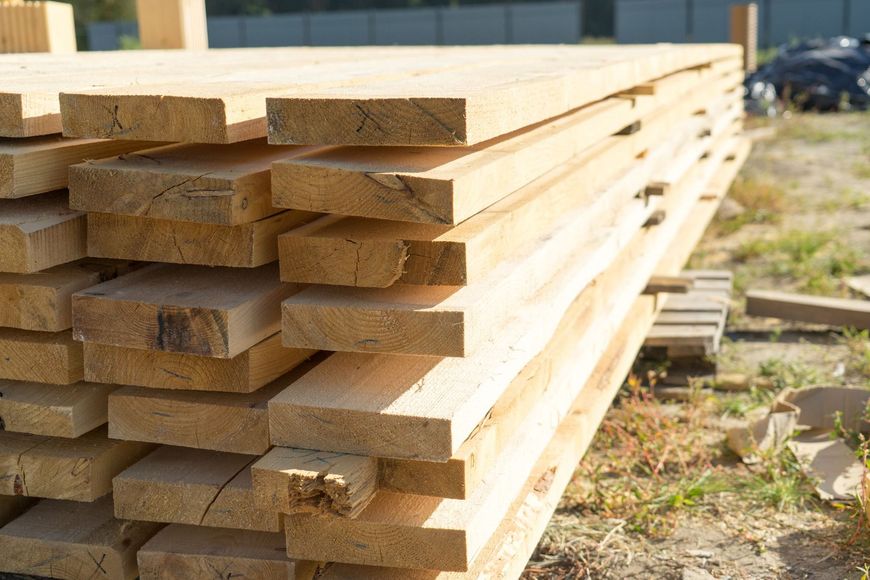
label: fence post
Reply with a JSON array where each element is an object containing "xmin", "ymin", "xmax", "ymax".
[{"xmin": 730, "ymin": 3, "xmax": 758, "ymax": 72}]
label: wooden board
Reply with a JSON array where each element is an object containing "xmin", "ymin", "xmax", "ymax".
[
  {"xmin": 270, "ymin": 64, "xmax": 741, "ymax": 226},
  {"xmin": 86, "ymin": 209, "xmax": 320, "ymax": 268},
  {"xmin": 136, "ymin": 0, "xmax": 208, "ymax": 50},
  {"xmin": 0, "ymin": 1, "xmax": 76, "ymax": 54},
  {"xmin": 0, "ymin": 380, "xmax": 118, "ymax": 438},
  {"xmin": 274, "ymin": 80, "xmax": 733, "ymax": 288},
  {"xmin": 848, "ymin": 275, "xmax": 870, "ymax": 298},
  {"xmin": 114, "ymin": 446, "xmax": 280, "ymax": 531},
  {"xmin": 72, "ymin": 262, "xmax": 297, "ymax": 358},
  {"xmin": 0, "ymin": 328, "xmax": 82, "ymax": 384},
  {"xmin": 0, "ymin": 495, "xmax": 33, "ymax": 528},
  {"xmin": 69, "ymin": 140, "xmax": 309, "ymax": 225},
  {"xmin": 109, "ymin": 358, "xmax": 319, "ymax": 454},
  {"xmin": 0, "ymin": 496, "xmax": 160, "ymax": 580},
  {"xmin": 0, "ymin": 427, "xmax": 154, "ymax": 501},
  {"xmin": 268, "ymin": 117, "xmax": 739, "ymax": 462},
  {"xmin": 138, "ymin": 524, "xmax": 316, "ymax": 580},
  {"xmin": 281, "ymin": 291, "xmax": 663, "ymax": 572},
  {"xmin": 0, "ymin": 135, "xmax": 155, "ymax": 199},
  {"xmin": 746, "ymin": 290, "xmax": 870, "ymax": 330},
  {"xmin": 266, "ymin": 44, "xmax": 739, "ymax": 146},
  {"xmin": 0, "ymin": 191, "xmax": 86, "ymax": 273},
  {"xmin": 276, "ymin": 96, "xmax": 734, "ymax": 357},
  {"xmin": 0, "ymin": 259, "xmax": 138, "ymax": 332},
  {"xmin": 84, "ymin": 334, "xmax": 316, "ymax": 393},
  {"xmin": 318, "ymin": 294, "xmax": 661, "ymax": 580}
]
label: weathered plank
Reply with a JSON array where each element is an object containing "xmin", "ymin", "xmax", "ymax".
[
  {"xmin": 0, "ymin": 427, "xmax": 153, "ymax": 501},
  {"xmin": 0, "ymin": 191, "xmax": 85, "ymax": 273},
  {"xmin": 0, "ymin": 496, "xmax": 160, "ymax": 580},
  {"xmin": 0, "ymin": 328, "xmax": 82, "ymax": 384},
  {"xmin": 84, "ymin": 334, "xmax": 315, "ymax": 393},
  {"xmin": 0, "ymin": 380, "xmax": 117, "ymax": 437},
  {"xmin": 746, "ymin": 290, "xmax": 870, "ymax": 329},
  {"xmin": 0, "ymin": 259, "xmax": 138, "ymax": 332},
  {"xmin": 109, "ymin": 358, "xmax": 319, "ymax": 453},
  {"xmin": 114, "ymin": 446, "xmax": 280, "ymax": 531},
  {"xmin": 0, "ymin": 135, "xmax": 155, "ymax": 198},
  {"xmin": 72, "ymin": 262, "xmax": 297, "ymax": 358},
  {"xmin": 68, "ymin": 140, "xmax": 309, "ymax": 225},
  {"xmin": 138, "ymin": 524, "xmax": 316, "ymax": 580}
]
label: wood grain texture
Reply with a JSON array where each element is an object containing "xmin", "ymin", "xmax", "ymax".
[
  {"xmin": 138, "ymin": 524, "xmax": 316, "ymax": 580},
  {"xmin": 87, "ymin": 209, "xmax": 320, "ymax": 267},
  {"xmin": 136, "ymin": 0, "xmax": 208, "ymax": 50},
  {"xmin": 0, "ymin": 427, "xmax": 154, "ymax": 501},
  {"xmin": 0, "ymin": 328, "xmax": 82, "ymax": 384},
  {"xmin": 0, "ymin": 496, "xmax": 160, "ymax": 580},
  {"xmin": 269, "ymin": 111, "xmax": 738, "ymax": 461},
  {"xmin": 108, "ymin": 358, "xmax": 319, "ymax": 453},
  {"xmin": 68, "ymin": 140, "xmax": 310, "ymax": 225},
  {"xmin": 746, "ymin": 290, "xmax": 870, "ymax": 329},
  {"xmin": 72, "ymin": 262, "xmax": 297, "ymax": 358},
  {"xmin": 270, "ymin": 61, "xmax": 739, "ymax": 225},
  {"xmin": 84, "ymin": 334, "xmax": 315, "ymax": 393},
  {"xmin": 0, "ymin": 380, "xmax": 118, "ymax": 437},
  {"xmin": 266, "ymin": 44, "xmax": 739, "ymax": 146},
  {"xmin": 114, "ymin": 446, "xmax": 280, "ymax": 531},
  {"xmin": 0, "ymin": 259, "xmax": 139, "ymax": 332},
  {"xmin": 274, "ymin": 72, "xmax": 736, "ymax": 288},
  {"xmin": 0, "ymin": 1, "xmax": 77, "ymax": 54},
  {"xmin": 251, "ymin": 448, "xmax": 378, "ymax": 517},
  {"xmin": 319, "ymin": 294, "xmax": 661, "ymax": 580},
  {"xmin": 0, "ymin": 191, "xmax": 86, "ymax": 274},
  {"xmin": 0, "ymin": 135, "xmax": 156, "ymax": 199}
]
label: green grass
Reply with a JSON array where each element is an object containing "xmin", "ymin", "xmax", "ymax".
[
  {"xmin": 738, "ymin": 448, "xmax": 816, "ymax": 512},
  {"xmin": 758, "ymin": 356, "xmax": 823, "ymax": 390}
]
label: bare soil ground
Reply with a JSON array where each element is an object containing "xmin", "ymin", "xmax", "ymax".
[{"xmin": 523, "ymin": 112, "xmax": 870, "ymax": 579}]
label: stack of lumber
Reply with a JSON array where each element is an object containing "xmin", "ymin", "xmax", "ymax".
[
  {"xmin": 0, "ymin": 44, "xmax": 750, "ymax": 579},
  {"xmin": 0, "ymin": 0, "xmax": 77, "ymax": 54}
]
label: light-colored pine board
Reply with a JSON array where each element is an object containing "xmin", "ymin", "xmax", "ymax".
[
  {"xmin": 68, "ymin": 140, "xmax": 310, "ymax": 225},
  {"xmin": 138, "ymin": 524, "xmax": 316, "ymax": 580},
  {"xmin": 0, "ymin": 135, "xmax": 155, "ymax": 199},
  {"xmin": 0, "ymin": 497, "xmax": 160, "ymax": 580},
  {"xmin": 252, "ymin": 449, "xmax": 378, "ymax": 518},
  {"xmin": 72, "ymin": 262, "xmax": 297, "ymax": 358},
  {"xmin": 268, "ymin": 119, "xmax": 728, "ymax": 461},
  {"xmin": 0, "ymin": 259, "xmax": 138, "ymax": 332},
  {"xmin": 0, "ymin": 328, "xmax": 82, "ymax": 384},
  {"xmin": 267, "ymin": 44, "xmax": 740, "ymax": 146},
  {"xmin": 114, "ymin": 446, "xmax": 280, "ymax": 531},
  {"xmin": 87, "ymin": 209, "xmax": 320, "ymax": 268},
  {"xmin": 0, "ymin": 427, "xmax": 154, "ymax": 501},
  {"xmin": 270, "ymin": 63, "xmax": 741, "ymax": 226},
  {"xmin": 318, "ymin": 294, "xmax": 661, "ymax": 580},
  {"xmin": 276, "ymin": 94, "xmax": 738, "ymax": 357},
  {"xmin": 746, "ymin": 290, "xmax": 870, "ymax": 329},
  {"xmin": 84, "ymin": 334, "xmax": 316, "ymax": 393},
  {"xmin": 136, "ymin": 0, "xmax": 208, "ymax": 50},
  {"xmin": 282, "ymin": 290, "xmax": 664, "ymax": 571},
  {"xmin": 0, "ymin": 380, "xmax": 117, "ymax": 437},
  {"xmin": 0, "ymin": 191, "xmax": 85, "ymax": 274},
  {"xmin": 0, "ymin": 1, "xmax": 76, "ymax": 54},
  {"xmin": 109, "ymin": 358, "xmax": 318, "ymax": 453},
  {"xmin": 274, "ymin": 84, "xmax": 722, "ymax": 288}
]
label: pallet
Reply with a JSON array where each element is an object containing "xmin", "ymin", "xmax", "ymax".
[{"xmin": 644, "ymin": 269, "xmax": 732, "ymax": 358}]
